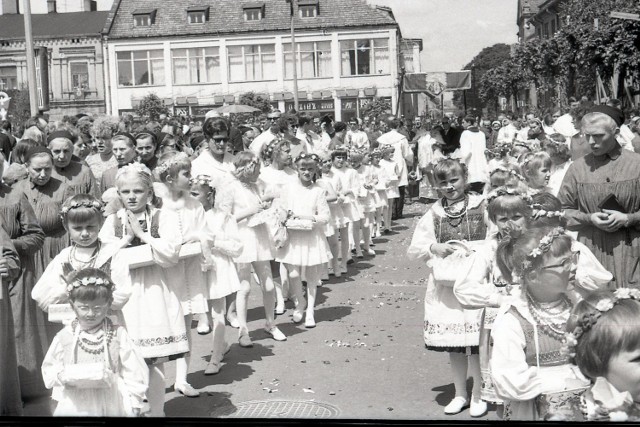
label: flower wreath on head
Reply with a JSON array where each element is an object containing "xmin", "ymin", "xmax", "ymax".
[
  {"xmin": 60, "ymin": 200, "xmax": 104, "ymax": 217},
  {"xmin": 65, "ymin": 275, "xmax": 114, "ymax": 294},
  {"xmin": 262, "ymin": 137, "xmax": 286, "ymax": 160},
  {"xmin": 518, "ymin": 226, "xmax": 566, "ymax": 279},
  {"xmin": 531, "ymin": 203, "xmax": 565, "ymax": 220},
  {"xmin": 116, "ymin": 162, "xmax": 152, "ymax": 180},
  {"xmin": 429, "ymin": 155, "xmax": 465, "ymax": 167},
  {"xmin": 189, "ymin": 174, "xmax": 213, "ymax": 188},
  {"xmin": 371, "ymin": 148, "xmax": 383, "ymax": 157},
  {"xmin": 561, "ymin": 288, "xmax": 640, "ymax": 362},
  {"xmin": 331, "ymin": 145, "xmax": 350, "ymax": 156},
  {"xmin": 513, "ymin": 142, "xmax": 532, "ymax": 151},
  {"xmin": 489, "ymin": 166, "xmax": 526, "ymax": 183},
  {"xmin": 155, "ymin": 152, "xmax": 190, "ymax": 176},
  {"xmin": 294, "ymin": 152, "xmax": 321, "ymax": 164},
  {"xmin": 485, "ymin": 187, "xmax": 533, "ymax": 205}
]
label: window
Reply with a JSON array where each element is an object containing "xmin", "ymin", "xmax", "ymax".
[
  {"xmin": 299, "ymin": 5, "xmax": 317, "ymax": 18},
  {"xmin": 47, "ymin": 0, "xmax": 56, "ymax": 13},
  {"xmin": 284, "ymin": 41, "xmax": 331, "ymax": 79},
  {"xmin": 116, "ymin": 50, "xmax": 165, "ymax": 87},
  {"xmin": 340, "ymin": 39, "xmax": 390, "ymax": 76},
  {"xmin": 227, "ymin": 44, "xmax": 276, "ymax": 82},
  {"xmin": 243, "ymin": 4, "xmax": 264, "ymax": 21},
  {"xmin": 70, "ymin": 62, "xmax": 89, "ymax": 91},
  {"xmin": 133, "ymin": 9, "xmax": 156, "ymax": 27},
  {"xmin": 172, "ymin": 47, "xmax": 220, "ymax": 84},
  {"xmin": 84, "ymin": 0, "xmax": 97, "ymax": 11},
  {"xmin": 0, "ymin": 67, "xmax": 17, "ymax": 91},
  {"xmin": 551, "ymin": 19, "xmax": 556, "ymax": 35},
  {"xmin": 188, "ymin": 11, "xmax": 206, "ymax": 23},
  {"xmin": 543, "ymin": 22, "xmax": 550, "ymax": 38}
]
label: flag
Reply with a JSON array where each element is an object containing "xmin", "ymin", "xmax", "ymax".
[{"xmin": 403, "ymin": 71, "xmax": 472, "ymax": 95}]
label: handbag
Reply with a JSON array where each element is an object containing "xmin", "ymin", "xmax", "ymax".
[
  {"xmin": 285, "ymin": 218, "xmax": 314, "ymax": 231},
  {"xmin": 428, "ymin": 240, "xmax": 476, "ymax": 285},
  {"xmin": 536, "ymin": 386, "xmax": 588, "ymax": 421},
  {"xmin": 63, "ymin": 320, "xmax": 115, "ymax": 389}
]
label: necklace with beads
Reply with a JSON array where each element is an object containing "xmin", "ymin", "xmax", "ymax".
[
  {"xmin": 526, "ymin": 293, "xmax": 571, "ymax": 341},
  {"xmin": 69, "ymin": 242, "xmax": 101, "ymax": 270},
  {"xmin": 442, "ymin": 195, "xmax": 468, "ymax": 227},
  {"xmin": 73, "ymin": 318, "xmax": 113, "ymax": 355}
]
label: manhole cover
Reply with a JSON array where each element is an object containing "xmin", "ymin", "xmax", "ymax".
[{"xmin": 215, "ymin": 399, "xmax": 340, "ymax": 418}]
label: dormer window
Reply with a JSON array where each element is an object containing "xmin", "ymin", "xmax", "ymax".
[
  {"xmin": 299, "ymin": 0, "xmax": 318, "ymax": 18},
  {"xmin": 243, "ymin": 3, "xmax": 264, "ymax": 21},
  {"xmin": 187, "ymin": 6, "xmax": 209, "ymax": 24},
  {"xmin": 133, "ymin": 9, "xmax": 157, "ymax": 27}
]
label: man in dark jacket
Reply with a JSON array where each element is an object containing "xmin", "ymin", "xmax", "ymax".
[{"xmin": 439, "ymin": 116, "xmax": 461, "ymax": 155}]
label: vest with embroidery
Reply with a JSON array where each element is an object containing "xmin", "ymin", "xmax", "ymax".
[
  {"xmin": 509, "ymin": 307, "xmax": 569, "ymax": 367},
  {"xmin": 435, "ymin": 200, "xmax": 486, "ymax": 243},
  {"xmin": 113, "ymin": 211, "xmax": 161, "ymax": 246}
]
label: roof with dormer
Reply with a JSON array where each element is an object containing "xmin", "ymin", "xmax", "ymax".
[{"xmin": 0, "ymin": 11, "xmax": 109, "ymax": 41}]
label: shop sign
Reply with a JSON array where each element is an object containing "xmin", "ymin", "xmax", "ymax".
[{"xmin": 285, "ymin": 100, "xmax": 335, "ymax": 112}]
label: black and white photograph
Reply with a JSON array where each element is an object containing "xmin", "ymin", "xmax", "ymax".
[{"xmin": 1, "ymin": 0, "xmax": 640, "ymax": 422}]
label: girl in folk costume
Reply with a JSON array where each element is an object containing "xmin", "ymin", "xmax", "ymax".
[
  {"xmin": 32, "ymin": 195, "xmax": 131, "ymax": 324},
  {"xmin": 407, "ymin": 157, "xmax": 488, "ymax": 417},
  {"xmin": 276, "ymin": 153, "xmax": 333, "ymax": 328},
  {"xmin": 98, "ymin": 163, "xmax": 188, "ymax": 416},
  {"xmin": 350, "ymin": 149, "xmax": 377, "ymax": 256},
  {"xmin": 565, "ymin": 289, "xmax": 640, "ymax": 421},
  {"xmin": 370, "ymin": 148, "xmax": 389, "ymax": 238},
  {"xmin": 519, "ymin": 151, "xmax": 552, "ymax": 195},
  {"xmin": 189, "ymin": 176, "xmax": 242, "ymax": 376},
  {"xmin": 41, "ymin": 268, "xmax": 148, "ymax": 417},
  {"xmin": 379, "ymin": 145, "xmax": 400, "ymax": 234},
  {"xmin": 453, "ymin": 188, "xmax": 534, "ymax": 413},
  {"xmin": 153, "ymin": 152, "xmax": 212, "ymax": 398},
  {"xmin": 327, "ymin": 145, "xmax": 360, "ymax": 270},
  {"xmin": 217, "ymin": 151, "xmax": 287, "ymax": 348},
  {"xmin": 317, "ymin": 158, "xmax": 343, "ymax": 278},
  {"xmin": 490, "ymin": 226, "xmax": 590, "ymax": 420}
]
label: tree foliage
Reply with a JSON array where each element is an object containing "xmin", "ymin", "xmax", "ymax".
[
  {"xmin": 136, "ymin": 93, "xmax": 169, "ymax": 121},
  {"xmin": 6, "ymin": 88, "xmax": 31, "ymax": 128},
  {"xmin": 238, "ymin": 92, "xmax": 272, "ymax": 113},
  {"xmin": 360, "ymin": 97, "xmax": 392, "ymax": 121}
]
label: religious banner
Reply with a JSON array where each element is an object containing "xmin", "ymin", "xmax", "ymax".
[{"xmin": 402, "ymin": 71, "xmax": 472, "ymax": 95}]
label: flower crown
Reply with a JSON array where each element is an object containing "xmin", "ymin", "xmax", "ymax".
[
  {"xmin": 190, "ymin": 174, "xmax": 213, "ymax": 188},
  {"xmin": 486, "ymin": 187, "xmax": 532, "ymax": 205},
  {"xmin": 331, "ymin": 144, "xmax": 350, "ymax": 155},
  {"xmin": 513, "ymin": 142, "xmax": 532, "ymax": 151},
  {"xmin": 155, "ymin": 152, "xmax": 190, "ymax": 176},
  {"xmin": 371, "ymin": 148, "xmax": 383, "ymax": 157},
  {"xmin": 562, "ymin": 288, "xmax": 640, "ymax": 361},
  {"xmin": 294, "ymin": 153, "xmax": 321, "ymax": 164},
  {"xmin": 60, "ymin": 200, "xmax": 103, "ymax": 216},
  {"xmin": 116, "ymin": 162, "xmax": 152, "ymax": 180},
  {"xmin": 235, "ymin": 158, "xmax": 259, "ymax": 175},
  {"xmin": 489, "ymin": 167, "xmax": 525, "ymax": 183},
  {"xmin": 520, "ymin": 226, "xmax": 565, "ymax": 276},
  {"xmin": 262, "ymin": 137, "xmax": 286, "ymax": 160},
  {"xmin": 531, "ymin": 203, "xmax": 565, "ymax": 220},
  {"xmin": 430, "ymin": 155, "xmax": 464, "ymax": 167},
  {"xmin": 66, "ymin": 275, "xmax": 114, "ymax": 294}
]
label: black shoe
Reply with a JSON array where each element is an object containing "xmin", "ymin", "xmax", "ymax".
[{"xmin": 347, "ymin": 259, "xmax": 355, "ymax": 264}]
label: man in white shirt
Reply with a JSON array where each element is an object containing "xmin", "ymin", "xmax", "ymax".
[
  {"xmin": 497, "ymin": 114, "xmax": 518, "ymax": 144},
  {"xmin": 249, "ymin": 121, "xmax": 281, "ymax": 158},
  {"xmin": 377, "ymin": 116, "xmax": 413, "ymax": 219},
  {"xmin": 459, "ymin": 115, "xmax": 489, "ymax": 194},
  {"xmin": 346, "ymin": 118, "xmax": 370, "ymax": 150},
  {"xmin": 295, "ymin": 115, "xmax": 322, "ymax": 155}
]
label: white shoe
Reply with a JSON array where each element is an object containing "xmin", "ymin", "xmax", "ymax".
[
  {"xmin": 292, "ymin": 309, "xmax": 304, "ymax": 323},
  {"xmin": 444, "ymin": 396, "xmax": 468, "ymax": 415},
  {"xmin": 265, "ymin": 326, "xmax": 287, "ymax": 341},
  {"xmin": 365, "ymin": 248, "xmax": 376, "ymax": 256},
  {"xmin": 305, "ymin": 316, "xmax": 316, "ymax": 328},
  {"xmin": 469, "ymin": 396, "xmax": 487, "ymax": 417}
]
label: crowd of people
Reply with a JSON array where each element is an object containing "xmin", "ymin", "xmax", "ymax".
[
  {"xmin": 0, "ymin": 107, "xmax": 420, "ymax": 417},
  {"xmin": 409, "ymin": 98, "xmax": 640, "ymax": 421}
]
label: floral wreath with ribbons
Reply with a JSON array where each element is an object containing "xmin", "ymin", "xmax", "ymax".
[
  {"xmin": 531, "ymin": 203, "xmax": 565, "ymax": 220},
  {"xmin": 519, "ymin": 226, "xmax": 566, "ymax": 278},
  {"xmin": 429, "ymin": 155, "xmax": 465, "ymax": 167},
  {"xmin": 189, "ymin": 174, "xmax": 213, "ymax": 188},
  {"xmin": 155, "ymin": 152, "xmax": 190, "ymax": 176},
  {"xmin": 262, "ymin": 136, "xmax": 287, "ymax": 160},
  {"xmin": 66, "ymin": 275, "xmax": 115, "ymax": 294},
  {"xmin": 294, "ymin": 152, "xmax": 321, "ymax": 164},
  {"xmin": 561, "ymin": 288, "xmax": 640, "ymax": 361},
  {"xmin": 115, "ymin": 162, "xmax": 152, "ymax": 180},
  {"xmin": 60, "ymin": 200, "xmax": 104, "ymax": 218},
  {"xmin": 489, "ymin": 166, "xmax": 526, "ymax": 183},
  {"xmin": 485, "ymin": 187, "xmax": 533, "ymax": 205}
]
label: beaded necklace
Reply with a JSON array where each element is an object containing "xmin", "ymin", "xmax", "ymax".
[
  {"xmin": 526, "ymin": 293, "xmax": 572, "ymax": 341},
  {"xmin": 72, "ymin": 317, "xmax": 114, "ymax": 355},
  {"xmin": 69, "ymin": 242, "xmax": 101, "ymax": 271},
  {"xmin": 442, "ymin": 195, "xmax": 469, "ymax": 227}
]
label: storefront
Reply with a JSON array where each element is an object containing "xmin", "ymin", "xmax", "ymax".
[{"xmin": 284, "ymin": 99, "xmax": 335, "ymax": 119}]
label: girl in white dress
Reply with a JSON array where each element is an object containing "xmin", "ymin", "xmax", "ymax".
[
  {"xmin": 32, "ymin": 194, "xmax": 131, "ymax": 322},
  {"xmin": 519, "ymin": 151, "xmax": 552, "ymax": 195},
  {"xmin": 491, "ymin": 226, "xmax": 590, "ymax": 420},
  {"xmin": 98, "ymin": 163, "xmax": 188, "ymax": 416},
  {"xmin": 217, "ymin": 151, "xmax": 286, "ymax": 347},
  {"xmin": 276, "ymin": 153, "xmax": 332, "ymax": 327},
  {"xmin": 350, "ymin": 149, "xmax": 376, "ymax": 256},
  {"xmin": 41, "ymin": 268, "xmax": 148, "ymax": 417},
  {"xmin": 153, "ymin": 151, "xmax": 211, "ymax": 398},
  {"xmin": 379, "ymin": 145, "xmax": 400, "ymax": 234},
  {"xmin": 190, "ymin": 175, "xmax": 242, "ymax": 376},
  {"xmin": 317, "ymin": 158, "xmax": 343, "ymax": 278},
  {"xmin": 370, "ymin": 149, "xmax": 389, "ymax": 238},
  {"xmin": 541, "ymin": 134, "xmax": 572, "ymax": 197},
  {"xmin": 327, "ymin": 146, "xmax": 359, "ymax": 272}
]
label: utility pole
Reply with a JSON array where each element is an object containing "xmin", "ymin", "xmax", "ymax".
[
  {"xmin": 23, "ymin": 0, "xmax": 39, "ymax": 116},
  {"xmin": 288, "ymin": 0, "xmax": 299, "ymax": 112}
]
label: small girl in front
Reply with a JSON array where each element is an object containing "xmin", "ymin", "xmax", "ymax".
[
  {"xmin": 519, "ymin": 151, "xmax": 552, "ymax": 195},
  {"xmin": 99, "ymin": 163, "xmax": 188, "ymax": 416},
  {"xmin": 276, "ymin": 153, "xmax": 332, "ymax": 328},
  {"xmin": 407, "ymin": 157, "xmax": 488, "ymax": 417},
  {"xmin": 154, "ymin": 151, "xmax": 211, "ymax": 398},
  {"xmin": 41, "ymin": 268, "xmax": 148, "ymax": 417},
  {"xmin": 370, "ymin": 149, "xmax": 389, "ymax": 238},
  {"xmin": 490, "ymin": 226, "xmax": 590, "ymax": 420},
  {"xmin": 189, "ymin": 175, "xmax": 242, "ymax": 375},
  {"xmin": 566, "ymin": 289, "xmax": 640, "ymax": 421},
  {"xmin": 349, "ymin": 149, "xmax": 376, "ymax": 256},
  {"xmin": 32, "ymin": 194, "xmax": 130, "ymax": 322},
  {"xmin": 316, "ymin": 158, "xmax": 342, "ymax": 278},
  {"xmin": 379, "ymin": 145, "xmax": 400, "ymax": 234}
]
